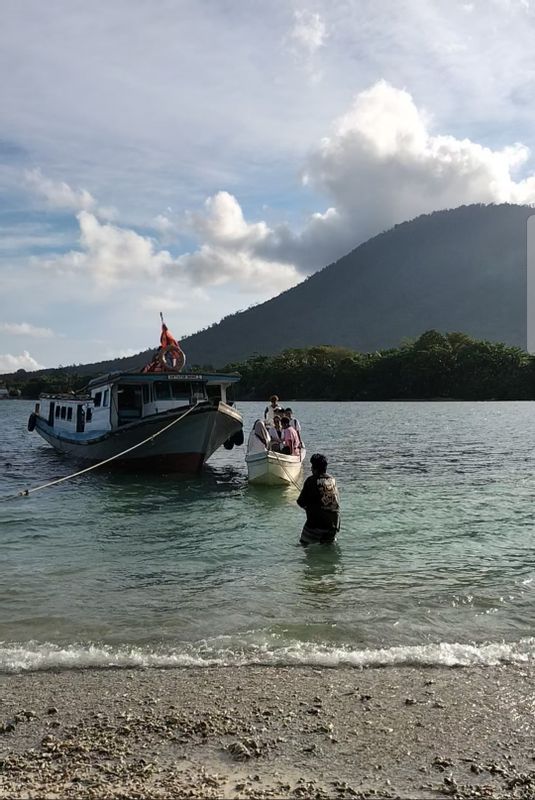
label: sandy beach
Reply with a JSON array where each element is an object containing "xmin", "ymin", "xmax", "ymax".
[{"xmin": 1, "ymin": 664, "xmax": 534, "ymax": 799}]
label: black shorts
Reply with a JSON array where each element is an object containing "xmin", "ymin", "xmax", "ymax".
[{"xmin": 300, "ymin": 524, "xmax": 337, "ymax": 545}]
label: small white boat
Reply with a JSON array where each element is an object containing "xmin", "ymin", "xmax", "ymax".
[{"xmin": 246, "ymin": 447, "xmax": 306, "ymax": 486}]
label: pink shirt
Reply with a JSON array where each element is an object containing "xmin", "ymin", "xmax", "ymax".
[{"xmin": 282, "ymin": 426, "xmax": 300, "ymax": 455}]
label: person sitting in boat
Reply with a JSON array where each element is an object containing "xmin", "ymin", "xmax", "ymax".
[
  {"xmin": 268, "ymin": 415, "xmax": 284, "ymax": 452},
  {"xmin": 264, "ymin": 395, "xmax": 283, "ymax": 424},
  {"xmin": 297, "ymin": 454, "xmax": 340, "ymax": 545},
  {"xmin": 284, "ymin": 408, "xmax": 303, "ymax": 445},
  {"xmin": 247, "ymin": 419, "xmax": 271, "ymax": 454},
  {"xmin": 280, "ymin": 416, "xmax": 300, "ymax": 456}
]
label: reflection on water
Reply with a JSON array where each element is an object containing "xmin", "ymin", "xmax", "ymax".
[{"xmin": 299, "ymin": 542, "xmax": 343, "ymax": 600}]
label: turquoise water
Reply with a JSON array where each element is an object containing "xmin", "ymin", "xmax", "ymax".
[{"xmin": 1, "ymin": 399, "xmax": 534, "ymax": 671}]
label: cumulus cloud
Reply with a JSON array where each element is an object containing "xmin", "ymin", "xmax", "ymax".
[
  {"xmin": 152, "ymin": 213, "xmax": 177, "ymax": 239},
  {"xmin": 0, "ymin": 351, "xmax": 44, "ymax": 373},
  {"xmin": 30, "ymin": 81, "xmax": 535, "ymax": 296},
  {"xmin": 178, "ymin": 191, "xmax": 300, "ymax": 290},
  {"xmin": 302, "ymin": 80, "xmax": 535, "ymax": 243},
  {"xmin": 40, "ymin": 203, "xmax": 300, "ymax": 293},
  {"xmin": 179, "ymin": 80, "xmax": 535, "ymax": 278},
  {"xmin": 41, "ymin": 211, "xmax": 174, "ymax": 288},
  {"xmin": 26, "ymin": 168, "xmax": 96, "ymax": 212},
  {"xmin": 0, "ymin": 322, "xmax": 55, "ymax": 338},
  {"xmin": 25, "ymin": 169, "xmax": 116, "ymax": 219}
]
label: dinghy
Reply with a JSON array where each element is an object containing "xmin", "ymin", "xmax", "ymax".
[{"xmin": 245, "ymin": 419, "xmax": 305, "ymax": 486}]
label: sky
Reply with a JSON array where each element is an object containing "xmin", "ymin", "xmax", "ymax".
[{"xmin": 2, "ymin": 0, "xmax": 535, "ymax": 371}]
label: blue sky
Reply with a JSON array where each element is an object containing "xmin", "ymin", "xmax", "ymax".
[{"xmin": 2, "ymin": 0, "xmax": 535, "ymax": 370}]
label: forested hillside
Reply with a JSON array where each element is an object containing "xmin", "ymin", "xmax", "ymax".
[{"xmin": 2, "ymin": 202, "xmax": 533, "ymax": 380}]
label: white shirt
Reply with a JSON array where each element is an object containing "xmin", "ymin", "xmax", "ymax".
[{"xmin": 264, "ymin": 404, "xmax": 282, "ymax": 424}]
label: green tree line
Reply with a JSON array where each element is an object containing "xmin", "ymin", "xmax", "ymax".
[
  {"xmin": 222, "ymin": 331, "xmax": 535, "ymax": 401},
  {"xmin": 6, "ymin": 331, "xmax": 535, "ymax": 401}
]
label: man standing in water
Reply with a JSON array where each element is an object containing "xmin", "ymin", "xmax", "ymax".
[{"xmin": 297, "ymin": 454, "xmax": 340, "ymax": 545}]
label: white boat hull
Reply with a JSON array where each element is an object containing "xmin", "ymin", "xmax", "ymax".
[
  {"xmin": 246, "ymin": 449, "xmax": 306, "ymax": 486},
  {"xmin": 34, "ymin": 402, "xmax": 242, "ymax": 472}
]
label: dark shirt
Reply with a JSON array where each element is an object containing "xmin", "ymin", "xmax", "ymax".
[{"xmin": 297, "ymin": 473, "xmax": 340, "ymax": 533}]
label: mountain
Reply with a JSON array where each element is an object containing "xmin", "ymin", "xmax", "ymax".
[
  {"xmin": 179, "ymin": 202, "xmax": 531, "ymax": 366},
  {"xmin": 8, "ymin": 203, "xmax": 534, "ymax": 377}
]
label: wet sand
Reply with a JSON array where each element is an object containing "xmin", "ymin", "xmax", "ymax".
[{"xmin": 1, "ymin": 665, "xmax": 534, "ymax": 798}]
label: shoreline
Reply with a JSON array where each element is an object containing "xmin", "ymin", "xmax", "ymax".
[{"xmin": 1, "ymin": 664, "xmax": 534, "ymax": 798}]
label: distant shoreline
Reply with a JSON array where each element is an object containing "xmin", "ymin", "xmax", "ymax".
[{"xmin": 1, "ymin": 664, "xmax": 534, "ymax": 798}]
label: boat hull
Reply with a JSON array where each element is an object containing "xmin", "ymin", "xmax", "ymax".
[
  {"xmin": 246, "ymin": 449, "xmax": 306, "ymax": 486},
  {"xmin": 33, "ymin": 402, "xmax": 242, "ymax": 472}
]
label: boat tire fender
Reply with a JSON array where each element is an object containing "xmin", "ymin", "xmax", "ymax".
[
  {"xmin": 231, "ymin": 429, "xmax": 244, "ymax": 447},
  {"xmin": 27, "ymin": 413, "xmax": 37, "ymax": 432},
  {"xmin": 223, "ymin": 437, "xmax": 234, "ymax": 450}
]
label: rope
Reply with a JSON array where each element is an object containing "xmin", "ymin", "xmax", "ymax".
[
  {"xmin": 1, "ymin": 402, "xmax": 199, "ymax": 503},
  {"xmin": 270, "ymin": 446, "xmax": 305, "ymax": 490}
]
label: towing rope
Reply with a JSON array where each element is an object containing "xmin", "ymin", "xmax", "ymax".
[
  {"xmin": 269, "ymin": 446, "xmax": 305, "ymax": 490},
  {"xmin": 1, "ymin": 402, "xmax": 199, "ymax": 503}
]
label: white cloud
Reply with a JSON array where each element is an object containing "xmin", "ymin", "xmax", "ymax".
[
  {"xmin": 38, "ymin": 203, "xmax": 301, "ymax": 293},
  {"xmin": 178, "ymin": 191, "xmax": 301, "ymax": 289},
  {"xmin": 152, "ymin": 213, "xmax": 177, "ymax": 237},
  {"xmin": 187, "ymin": 192, "xmax": 269, "ymax": 247},
  {"xmin": 41, "ymin": 211, "xmax": 174, "ymax": 288},
  {"xmin": 0, "ymin": 350, "xmax": 44, "ymax": 373},
  {"xmin": 302, "ymin": 80, "xmax": 535, "ymax": 243},
  {"xmin": 25, "ymin": 169, "xmax": 117, "ymax": 220},
  {"xmin": 177, "ymin": 243, "xmax": 300, "ymax": 292},
  {"xmin": 290, "ymin": 10, "xmax": 327, "ymax": 54},
  {"xmin": 0, "ymin": 322, "xmax": 55, "ymax": 338},
  {"xmin": 25, "ymin": 168, "xmax": 96, "ymax": 212},
  {"xmin": 177, "ymin": 80, "xmax": 535, "ymax": 278}
]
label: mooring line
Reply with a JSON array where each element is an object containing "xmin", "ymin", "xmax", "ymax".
[{"xmin": 1, "ymin": 403, "xmax": 199, "ymax": 502}]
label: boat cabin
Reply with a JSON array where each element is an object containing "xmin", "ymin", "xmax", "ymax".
[{"xmin": 35, "ymin": 371, "xmax": 240, "ymax": 436}]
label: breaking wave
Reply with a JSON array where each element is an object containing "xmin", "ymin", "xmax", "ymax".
[{"xmin": 1, "ymin": 635, "xmax": 534, "ymax": 673}]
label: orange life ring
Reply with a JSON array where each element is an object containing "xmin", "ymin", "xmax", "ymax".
[{"xmin": 160, "ymin": 345, "xmax": 186, "ymax": 371}]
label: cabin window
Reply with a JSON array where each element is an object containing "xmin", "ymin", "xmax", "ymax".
[
  {"xmin": 60, "ymin": 406, "xmax": 66, "ymax": 419},
  {"xmin": 170, "ymin": 382, "xmax": 190, "ymax": 402},
  {"xmin": 142, "ymin": 384, "xmax": 151, "ymax": 404},
  {"xmin": 191, "ymin": 381, "xmax": 206, "ymax": 401},
  {"xmin": 86, "ymin": 408, "xmax": 92, "ymax": 422},
  {"xmin": 103, "ymin": 389, "xmax": 109, "ymax": 407},
  {"xmin": 67, "ymin": 408, "xmax": 73, "ymax": 421},
  {"xmin": 94, "ymin": 391, "xmax": 102, "ymax": 407},
  {"xmin": 154, "ymin": 382, "xmax": 171, "ymax": 401},
  {"xmin": 55, "ymin": 406, "xmax": 60, "ymax": 418}
]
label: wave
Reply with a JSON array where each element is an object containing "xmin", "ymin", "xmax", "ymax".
[{"xmin": 1, "ymin": 635, "xmax": 535, "ymax": 673}]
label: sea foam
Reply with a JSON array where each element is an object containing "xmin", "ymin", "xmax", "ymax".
[{"xmin": 1, "ymin": 636, "xmax": 534, "ymax": 673}]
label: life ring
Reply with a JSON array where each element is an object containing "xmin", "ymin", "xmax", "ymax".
[
  {"xmin": 27, "ymin": 413, "xmax": 37, "ymax": 432},
  {"xmin": 160, "ymin": 345, "xmax": 186, "ymax": 372}
]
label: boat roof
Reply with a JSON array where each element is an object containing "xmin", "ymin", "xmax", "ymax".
[{"xmin": 87, "ymin": 370, "xmax": 241, "ymax": 389}]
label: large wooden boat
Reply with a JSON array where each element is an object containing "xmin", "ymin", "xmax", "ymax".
[
  {"xmin": 28, "ymin": 371, "xmax": 243, "ymax": 472},
  {"xmin": 27, "ymin": 319, "xmax": 243, "ymax": 472}
]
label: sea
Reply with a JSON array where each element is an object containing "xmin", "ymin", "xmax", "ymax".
[{"xmin": 1, "ymin": 399, "xmax": 534, "ymax": 673}]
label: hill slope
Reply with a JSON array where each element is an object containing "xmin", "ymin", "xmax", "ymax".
[
  {"xmin": 178, "ymin": 203, "xmax": 530, "ymax": 366},
  {"xmin": 11, "ymin": 203, "xmax": 533, "ymax": 376}
]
